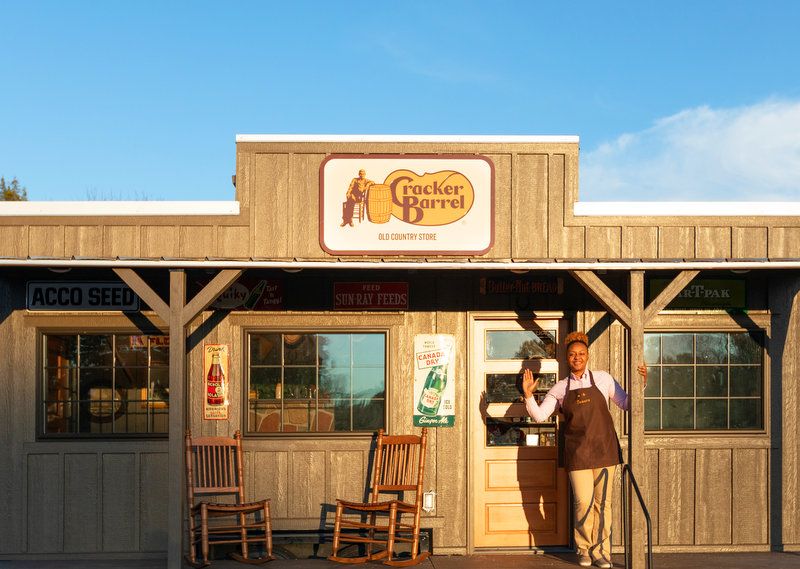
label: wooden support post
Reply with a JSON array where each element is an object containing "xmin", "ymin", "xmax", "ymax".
[
  {"xmin": 113, "ymin": 267, "xmax": 243, "ymax": 569},
  {"xmin": 168, "ymin": 269, "xmax": 186, "ymax": 569},
  {"xmin": 629, "ymin": 271, "xmax": 646, "ymax": 569}
]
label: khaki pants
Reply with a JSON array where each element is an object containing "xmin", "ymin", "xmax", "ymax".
[{"xmin": 568, "ymin": 466, "xmax": 616, "ymax": 561}]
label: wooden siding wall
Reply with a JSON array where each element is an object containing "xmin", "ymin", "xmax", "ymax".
[
  {"xmin": 184, "ymin": 302, "xmax": 467, "ymax": 552},
  {"xmin": 2, "ymin": 141, "xmax": 800, "ymax": 261},
  {"xmin": 0, "ymin": 283, "xmax": 169, "ymax": 556}
]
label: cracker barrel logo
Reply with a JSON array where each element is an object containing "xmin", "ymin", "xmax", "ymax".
[{"xmin": 321, "ymin": 155, "xmax": 494, "ymax": 255}]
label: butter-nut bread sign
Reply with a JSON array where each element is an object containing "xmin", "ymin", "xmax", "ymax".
[{"xmin": 320, "ymin": 154, "xmax": 494, "ymax": 255}]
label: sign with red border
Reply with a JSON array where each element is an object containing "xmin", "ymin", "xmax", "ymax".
[{"xmin": 320, "ymin": 154, "xmax": 494, "ymax": 255}]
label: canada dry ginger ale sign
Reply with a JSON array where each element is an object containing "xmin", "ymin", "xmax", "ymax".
[
  {"xmin": 320, "ymin": 155, "xmax": 494, "ymax": 255},
  {"xmin": 413, "ymin": 334, "xmax": 456, "ymax": 428}
]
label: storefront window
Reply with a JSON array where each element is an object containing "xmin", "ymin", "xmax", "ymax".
[
  {"xmin": 247, "ymin": 332, "xmax": 386, "ymax": 434},
  {"xmin": 644, "ymin": 331, "xmax": 764, "ymax": 431},
  {"xmin": 42, "ymin": 333, "xmax": 169, "ymax": 436}
]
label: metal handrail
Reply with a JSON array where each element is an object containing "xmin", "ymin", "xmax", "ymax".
[{"xmin": 621, "ymin": 463, "xmax": 655, "ymax": 569}]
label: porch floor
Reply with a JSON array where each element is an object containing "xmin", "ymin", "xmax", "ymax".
[{"xmin": 2, "ymin": 552, "xmax": 800, "ymax": 569}]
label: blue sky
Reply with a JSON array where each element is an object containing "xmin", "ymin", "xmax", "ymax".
[{"xmin": 1, "ymin": 1, "xmax": 799, "ymax": 201}]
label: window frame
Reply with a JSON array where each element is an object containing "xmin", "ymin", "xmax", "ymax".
[
  {"xmin": 242, "ymin": 327, "xmax": 390, "ymax": 438},
  {"xmin": 643, "ymin": 312, "xmax": 770, "ymax": 439},
  {"xmin": 36, "ymin": 328, "xmax": 170, "ymax": 440}
]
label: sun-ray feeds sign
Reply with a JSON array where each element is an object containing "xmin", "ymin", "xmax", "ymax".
[{"xmin": 320, "ymin": 155, "xmax": 494, "ymax": 255}]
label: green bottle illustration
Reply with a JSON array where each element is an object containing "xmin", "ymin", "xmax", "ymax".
[{"xmin": 417, "ymin": 365, "xmax": 447, "ymax": 416}]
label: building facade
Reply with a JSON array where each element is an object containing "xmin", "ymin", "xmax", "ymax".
[{"xmin": 1, "ymin": 136, "xmax": 799, "ymax": 566}]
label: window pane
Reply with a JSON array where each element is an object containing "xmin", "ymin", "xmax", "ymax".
[
  {"xmin": 80, "ymin": 335, "xmax": 113, "ymax": 367},
  {"xmin": 486, "ymin": 373, "xmax": 522, "ymax": 403},
  {"xmin": 662, "ymin": 366, "xmax": 693, "ymax": 397},
  {"xmin": 662, "ymin": 399, "xmax": 694, "ymax": 429},
  {"xmin": 330, "ymin": 399, "xmax": 352, "ymax": 431},
  {"xmin": 644, "ymin": 334, "xmax": 660, "ymax": 365},
  {"xmin": 352, "ymin": 334, "xmax": 385, "ymax": 367},
  {"xmin": 319, "ymin": 334, "xmax": 351, "ymax": 368},
  {"xmin": 250, "ymin": 334, "xmax": 281, "ymax": 365},
  {"xmin": 661, "ymin": 334, "xmax": 693, "ymax": 364},
  {"xmin": 284, "ymin": 368, "xmax": 316, "ymax": 399},
  {"xmin": 730, "ymin": 332, "xmax": 762, "ymax": 364},
  {"xmin": 319, "ymin": 368, "xmax": 350, "ymax": 399},
  {"xmin": 249, "ymin": 401, "xmax": 281, "ymax": 432},
  {"xmin": 485, "ymin": 330, "xmax": 556, "ymax": 360},
  {"xmin": 116, "ymin": 367, "xmax": 147, "ymax": 390},
  {"xmin": 46, "ymin": 335, "xmax": 78, "ymax": 367},
  {"xmin": 644, "ymin": 399, "xmax": 661, "ymax": 430},
  {"xmin": 284, "ymin": 334, "xmax": 317, "ymax": 365},
  {"xmin": 250, "ymin": 368, "xmax": 281, "ymax": 399},
  {"xmin": 696, "ymin": 399, "xmax": 728, "ymax": 429},
  {"xmin": 352, "ymin": 398, "xmax": 385, "ymax": 431},
  {"xmin": 730, "ymin": 366, "xmax": 761, "ymax": 397},
  {"xmin": 696, "ymin": 366, "xmax": 727, "ymax": 397},
  {"xmin": 283, "ymin": 401, "xmax": 313, "ymax": 432},
  {"xmin": 353, "ymin": 368, "xmax": 385, "ymax": 399},
  {"xmin": 150, "ymin": 367, "xmax": 169, "ymax": 401},
  {"xmin": 644, "ymin": 366, "xmax": 661, "ymax": 397},
  {"xmin": 149, "ymin": 336, "xmax": 170, "ymax": 366},
  {"xmin": 114, "ymin": 335, "xmax": 148, "ymax": 366},
  {"xmin": 730, "ymin": 399, "xmax": 761, "ymax": 429},
  {"xmin": 696, "ymin": 333, "xmax": 727, "ymax": 364}
]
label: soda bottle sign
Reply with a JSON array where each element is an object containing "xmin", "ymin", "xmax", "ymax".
[
  {"xmin": 207, "ymin": 354, "xmax": 225, "ymax": 406},
  {"xmin": 417, "ymin": 365, "xmax": 446, "ymax": 416}
]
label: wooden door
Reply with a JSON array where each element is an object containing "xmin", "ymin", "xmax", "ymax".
[{"xmin": 471, "ymin": 318, "xmax": 570, "ymax": 548}]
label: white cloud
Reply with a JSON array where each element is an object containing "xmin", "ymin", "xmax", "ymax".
[{"xmin": 581, "ymin": 100, "xmax": 800, "ymax": 201}]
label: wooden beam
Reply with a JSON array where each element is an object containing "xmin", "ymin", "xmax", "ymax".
[
  {"xmin": 643, "ymin": 270, "xmax": 700, "ymax": 324},
  {"xmin": 569, "ymin": 270, "xmax": 632, "ymax": 328},
  {"xmin": 628, "ymin": 270, "xmax": 646, "ymax": 569},
  {"xmin": 168, "ymin": 269, "xmax": 186, "ymax": 569},
  {"xmin": 113, "ymin": 268, "xmax": 170, "ymax": 323},
  {"xmin": 181, "ymin": 269, "xmax": 242, "ymax": 326}
]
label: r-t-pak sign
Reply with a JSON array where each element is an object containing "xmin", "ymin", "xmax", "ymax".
[{"xmin": 320, "ymin": 155, "xmax": 494, "ymax": 255}]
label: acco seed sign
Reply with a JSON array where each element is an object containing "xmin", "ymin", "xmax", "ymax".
[{"xmin": 320, "ymin": 155, "xmax": 494, "ymax": 255}]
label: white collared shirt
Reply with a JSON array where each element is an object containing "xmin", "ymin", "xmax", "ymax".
[{"xmin": 524, "ymin": 369, "xmax": 630, "ymax": 423}]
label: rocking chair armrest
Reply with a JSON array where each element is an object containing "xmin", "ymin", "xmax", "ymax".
[{"xmin": 335, "ymin": 498, "xmax": 397, "ymax": 512}]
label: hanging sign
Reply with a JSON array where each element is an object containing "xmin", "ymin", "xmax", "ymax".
[
  {"xmin": 320, "ymin": 155, "xmax": 494, "ymax": 255},
  {"xmin": 203, "ymin": 344, "xmax": 230, "ymax": 420},
  {"xmin": 649, "ymin": 278, "xmax": 746, "ymax": 309},
  {"xmin": 209, "ymin": 278, "xmax": 284, "ymax": 310},
  {"xmin": 413, "ymin": 334, "xmax": 456, "ymax": 427},
  {"xmin": 333, "ymin": 282, "xmax": 409, "ymax": 310},
  {"xmin": 27, "ymin": 281, "xmax": 140, "ymax": 310},
  {"xmin": 479, "ymin": 277, "xmax": 564, "ymax": 295}
]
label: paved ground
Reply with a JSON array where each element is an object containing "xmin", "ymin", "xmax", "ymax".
[{"xmin": 3, "ymin": 552, "xmax": 800, "ymax": 568}]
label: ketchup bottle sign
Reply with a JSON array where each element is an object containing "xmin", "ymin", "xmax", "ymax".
[{"xmin": 206, "ymin": 353, "xmax": 225, "ymax": 406}]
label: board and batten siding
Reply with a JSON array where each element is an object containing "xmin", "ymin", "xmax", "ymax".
[{"xmin": 2, "ymin": 140, "xmax": 799, "ymax": 261}]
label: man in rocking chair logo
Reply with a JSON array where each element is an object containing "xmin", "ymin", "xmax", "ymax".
[{"xmin": 340, "ymin": 169, "xmax": 374, "ymax": 227}]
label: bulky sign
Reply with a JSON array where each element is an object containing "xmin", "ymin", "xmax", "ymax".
[
  {"xmin": 320, "ymin": 155, "xmax": 494, "ymax": 255},
  {"xmin": 27, "ymin": 282, "xmax": 140, "ymax": 311}
]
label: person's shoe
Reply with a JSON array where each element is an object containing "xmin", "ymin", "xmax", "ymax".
[
  {"xmin": 577, "ymin": 552, "xmax": 592, "ymax": 567},
  {"xmin": 593, "ymin": 557, "xmax": 613, "ymax": 569},
  {"xmin": 340, "ymin": 221, "xmax": 347, "ymax": 227}
]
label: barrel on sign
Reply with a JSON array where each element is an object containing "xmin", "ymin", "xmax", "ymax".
[{"xmin": 367, "ymin": 184, "xmax": 392, "ymax": 224}]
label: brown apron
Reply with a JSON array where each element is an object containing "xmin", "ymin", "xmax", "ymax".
[{"xmin": 561, "ymin": 371, "xmax": 623, "ymax": 472}]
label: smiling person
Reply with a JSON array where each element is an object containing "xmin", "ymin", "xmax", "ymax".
[{"xmin": 522, "ymin": 331, "xmax": 646, "ymax": 569}]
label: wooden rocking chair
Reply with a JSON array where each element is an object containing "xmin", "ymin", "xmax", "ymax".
[
  {"xmin": 185, "ymin": 430, "xmax": 274, "ymax": 567},
  {"xmin": 329, "ymin": 428, "xmax": 430, "ymax": 566}
]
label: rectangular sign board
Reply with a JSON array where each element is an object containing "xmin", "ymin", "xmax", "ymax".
[
  {"xmin": 27, "ymin": 281, "xmax": 140, "ymax": 310},
  {"xmin": 320, "ymin": 154, "xmax": 494, "ymax": 255},
  {"xmin": 413, "ymin": 334, "xmax": 456, "ymax": 427},
  {"xmin": 649, "ymin": 278, "xmax": 746, "ymax": 309},
  {"xmin": 333, "ymin": 282, "xmax": 409, "ymax": 310}
]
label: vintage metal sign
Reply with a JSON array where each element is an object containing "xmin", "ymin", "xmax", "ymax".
[
  {"xmin": 649, "ymin": 278, "xmax": 746, "ymax": 309},
  {"xmin": 210, "ymin": 278, "xmax": 284, "ymax": 310},
  {"xmin": 203, "ymin": 344, "xmax": 230, "ymax": 420},
  {"xmin": 413, "ymin": 334, "xmax": 456, "ymax": 428},
  {"xmin": 320, "ymin": 155, "xmax": 494, "ymax": 255},
  {"xmin": 27, "ymin": 281, "xmax": 140, "ymax": 310},
  {"xmin": 333, "ymin": 282, "xmax": 409, "ymax": 310}
]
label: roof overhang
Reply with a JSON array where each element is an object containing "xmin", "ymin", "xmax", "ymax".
[{"xmin": 1, "ymin": 259, "xmax": 797, "ymax": 271}]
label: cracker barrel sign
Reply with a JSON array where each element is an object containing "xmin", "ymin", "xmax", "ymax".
[{"xmin": 320, "ymin": 155, "xmax": 494, "ymax": 255}]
